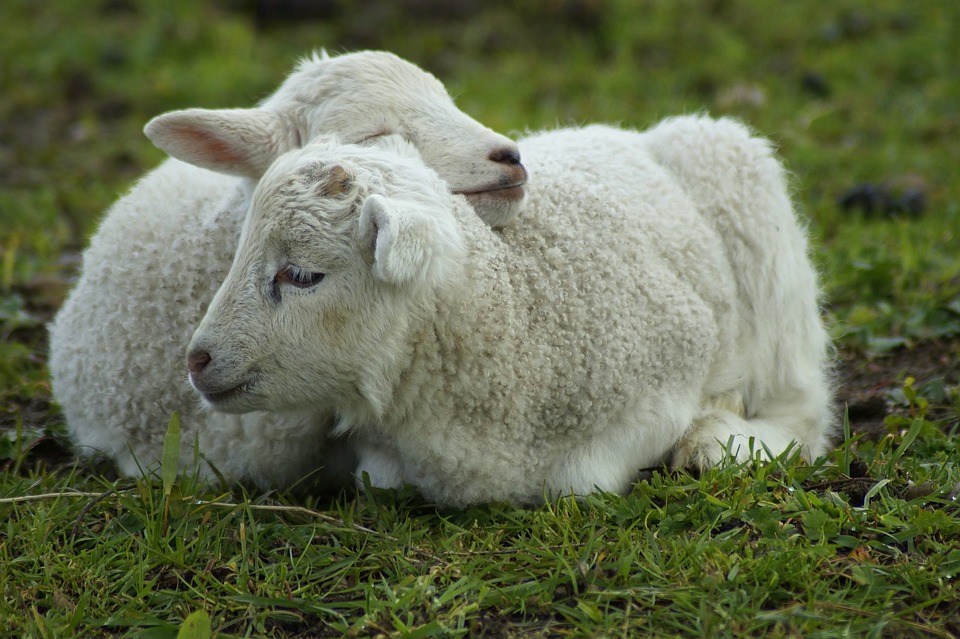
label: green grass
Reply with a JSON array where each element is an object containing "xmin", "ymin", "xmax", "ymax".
[
  {"xmin": 3, "ymin": 423, "xmax": 960, "ymax": 638},
  {"xmin": 2, "ymin": 0, "xmax": 959, "ymax": 636}
]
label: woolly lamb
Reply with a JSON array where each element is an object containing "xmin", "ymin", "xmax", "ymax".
[
  {"xmin": 48, "ymin": 50, "xmax": 526, "ymax": 488},
  {"xmin": 187, "ymin": 116, "xmax": 835, "ymax": 507}
]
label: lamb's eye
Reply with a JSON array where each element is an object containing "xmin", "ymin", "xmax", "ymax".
[
  {"xmin": 358, "ymin": 127, "xmax": 402, "ymax": 145},
  {"xmin": 276, "ymin": 264, "xmax": 325, "ymax": 289}
]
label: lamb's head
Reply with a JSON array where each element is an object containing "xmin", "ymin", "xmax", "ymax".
[
  {"xmin": 186, "ymin": 137, "xmax": 466, "ymax": 419},
  {"xmin": 145, "ymin": 50, "xmax": 526, "ymax": 227}
]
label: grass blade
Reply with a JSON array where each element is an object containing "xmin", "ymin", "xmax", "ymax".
[{"xmin": 161, "ymin": 411, "xmax": 181, "ymax": 498}]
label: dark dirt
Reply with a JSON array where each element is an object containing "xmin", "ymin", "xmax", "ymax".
[{"xmin": 837, "ymin": 336, "xmax": 960, "ymax": 439}]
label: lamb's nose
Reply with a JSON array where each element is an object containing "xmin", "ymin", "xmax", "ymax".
[
  {"xmin": 489, "ymin": 146, "xmax": 521, "ymax": 165},
  {"xmin": 187, "ymin": 349, "xmax": 211, "ymax": 378}
]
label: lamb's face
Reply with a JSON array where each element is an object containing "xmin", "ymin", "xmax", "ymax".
[
  {"xmin": 277, "ymin": 51, "xmax": 527, "ymax": 227},
  {"xmin": 187, "ymin": 141, "xmax": 464, "ymax": 418}
]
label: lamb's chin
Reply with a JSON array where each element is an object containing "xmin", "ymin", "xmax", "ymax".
[
  {"xmin": 197, "ymin": 381, "xmax": 263, "ymax": 414},
  {"xmin": 463, "ymin": 192, "xmax": 526, "ymax": 228}
]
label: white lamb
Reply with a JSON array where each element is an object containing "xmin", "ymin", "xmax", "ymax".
[
  {"xmin": 186, "ymin": 116, "xmax": 835, "ymax": 507},
  {"xmin": 146, "ymin": 50, "xmax": 526, "ymax": 228},
  {"xmin": 48, "ymin": 50, "xmax": 526, "ymax": 488}
]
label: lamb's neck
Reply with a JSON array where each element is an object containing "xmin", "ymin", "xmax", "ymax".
[
  {"xmin": 385, "ymin": 213, "xmax": 522, "ymax": 429},
  {"xmin": 439, "ymin": 208, "xmax": 520, "ymax": 347}
]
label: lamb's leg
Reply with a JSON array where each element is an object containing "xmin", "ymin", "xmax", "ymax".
[
  {"xmin": 673, "ymin": 388, "xmax": 831, "ymax": 470},
  {"xmin": 354, "ymin": 441, "xmax": 405, "ymax": 490},
  {"xmin": 191, "ymin": 409, "xmax": 353, "ymax": 491}
]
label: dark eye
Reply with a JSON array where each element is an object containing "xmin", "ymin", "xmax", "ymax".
[{"xmin": 275, "ymin": 264, "xmax": 325, "ymax": 289}]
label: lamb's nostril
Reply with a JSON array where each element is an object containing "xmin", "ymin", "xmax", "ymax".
[
  {"xmin": 489, "ymin": 146, "xmax": 521, "ymax": 165},
  {"xmin": 188, "ymin": 350, "xmax": 211, "ymax": 377}
]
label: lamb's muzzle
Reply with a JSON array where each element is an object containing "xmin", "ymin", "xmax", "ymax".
[
  {"xmin": 488, "ymin": 146, "xmax": 522, "ymax": 165},
  {"xmin": 455, "ymin": 148, "xmax": 528, "ymax": 201},
  {"xmin": 186, "ymin": 346, "xmax": 218, "ymax": 395},
  {"xmin": 187, "ymin": 348, "xmax": 235, "ymax": 403},
  {"xmin": 187, "ymin": 349, "xmax": 210, "ymax": 378},
  {"xmin": 187, "ymin": 346, "xmax": 249, "ymax": 406}
]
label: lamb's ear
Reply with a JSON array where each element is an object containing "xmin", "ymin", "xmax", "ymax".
[
  {"xmin": 144, "ymin": 108, "xmax": 300, "ymax": 178},
  {"xmin": 358, "ymin": 194, "xmax": 463, "ymax": 288}
]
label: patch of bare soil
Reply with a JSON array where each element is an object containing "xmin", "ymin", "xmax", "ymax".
[{"xmin": 838, "ymin": 337, "xmax": 960, "ymax": 439}]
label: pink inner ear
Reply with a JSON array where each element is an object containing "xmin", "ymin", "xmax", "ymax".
[{"xmin": 175, "ymin": 126, "xmax": 247, "ymax": 167}]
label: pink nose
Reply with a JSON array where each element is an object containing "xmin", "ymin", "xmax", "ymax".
[{"xmin": 187, "ymin": 350, "xmax": 211, "ymax": 378}]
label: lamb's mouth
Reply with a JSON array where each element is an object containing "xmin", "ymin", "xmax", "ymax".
[
  {"xmin": 455, "ymin": 166, "xmax": 528, "ymax": 202},
  {"xmin": 200, "ymin": 379, "xmax": 257, "ymax": 409},
  {"xmin": 458, "ymin": 184, "xmax": 526, "ymax": 202}
]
